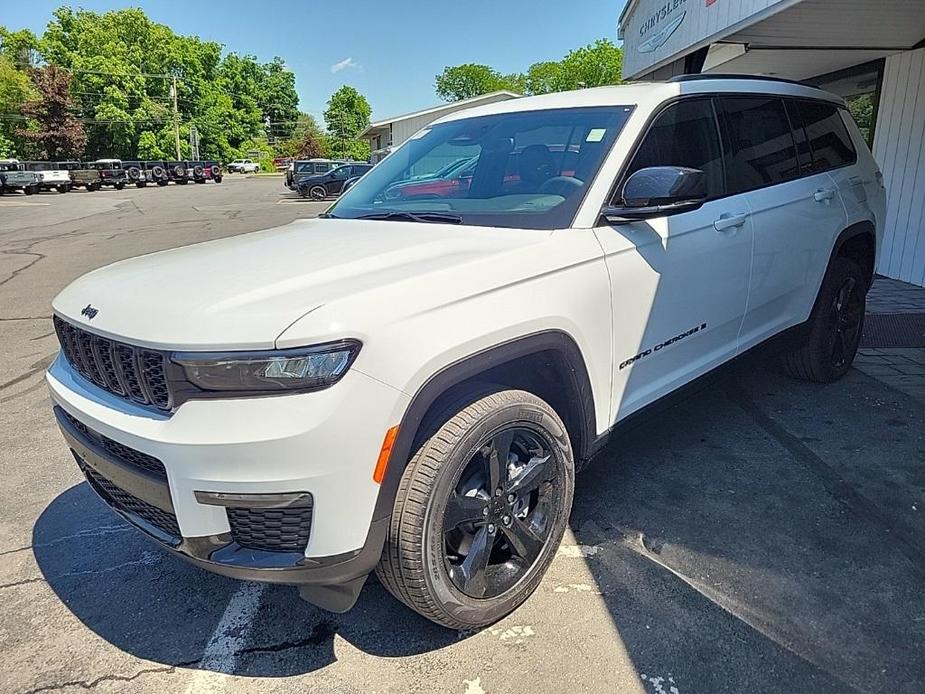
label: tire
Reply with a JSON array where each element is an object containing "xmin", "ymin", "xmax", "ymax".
[
  {"xmin": 127, "ymin": 166, "xmax": 141, "ymax": 181},
  {"xmin": 376, "ymin": 388, "xmax": 574, "ymax": 629},
  {"xmin": 178, "ymin": 179, "xmax": 188, "ymax": 185},
  {"xmin": 57, "ymin": 185, "xmax": 69, "ymax": 193},
  {"xmin": 214, "ymin": 175, "xmax": 222, "ymax": 183},
  {"xmin": 136, "ymin": 181, "xmax": 146, "ymax": 188},
  {"xmin": 24, "ymin": 186, "xmax": 34, "ymax": 195},
  {"xmin": 151, "ymin": 165, "xmax": 166, "ymax": 179},
  {"xmin": 309, "ymin": 185, "xmax": 327, "ymax": 201},
  {"xmin": 115, "ymin": 182, "xmax": 125, "ymax": 190},
  {"xmin": 157, "ymin": 180, "xmax": 168, "ymax": 187},
  {"xmin": 779, "ymin": 256, "xmax": 867, "ymax": 383}
]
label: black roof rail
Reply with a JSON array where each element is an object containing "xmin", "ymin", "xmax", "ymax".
[{"xmin": 669, "ymin": 73, "xmax": 814, "ymax": 88}]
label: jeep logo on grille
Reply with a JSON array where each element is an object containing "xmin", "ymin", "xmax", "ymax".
[{"xmin": 80, "ymin": 304, "xmax": 99, "ymax": 320}]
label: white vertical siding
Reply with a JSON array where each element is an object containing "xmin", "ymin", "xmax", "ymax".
[{"xmin": 874, "ymin": 47, "xmax": 925, "ymax": 287}]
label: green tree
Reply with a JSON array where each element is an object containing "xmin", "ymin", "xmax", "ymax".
[
  {"xmin": 435, "ymin": 39, "xmax": 624, "ymax": 101},
  {"xmin": 434, "ymin": 63, "xmax": 522, "ymax": 101},
  {"xmin": 136, "ymin": 130, "xmax": 165, "ymax": 159},
  {"xmin": 552, "ymin": 39, "xmax": 623, "ymax": 91},
  {"xmin": 324, "ymin": 86, "xmax": 371, "ymax": 160},
  {"xmin": 17, "ymin": 66, "xmax": 87, "ymax": 159},
  {"xmin": 0, "ymin": 26, "xmax": 41, "ymax": 67},
  {"xmin": 35, "ymin": 6, "xmax": 299, "ymax": 161},
  {"xmin": 0, "ymin": 53, "xmax": 35, "ymax": 156}
]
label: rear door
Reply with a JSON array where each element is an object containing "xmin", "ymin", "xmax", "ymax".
[
  {"xmin": 719, "ymin": 96, "xmax": 848, "ymax": 348},
  {"xmin": 593, "ymin": 98, "xmax": 753, "ymax": 420}
]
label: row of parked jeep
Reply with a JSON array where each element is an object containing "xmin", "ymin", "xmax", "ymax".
[{"xmin": 0, "ymin": 159, "xmax": 225, "ymax": 195}]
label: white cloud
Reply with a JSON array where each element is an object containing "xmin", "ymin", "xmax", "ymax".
[{"xmin": 330, "ymin": 57, "xmax": 359, "ymax": 74}]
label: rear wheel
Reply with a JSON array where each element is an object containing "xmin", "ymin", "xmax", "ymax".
[
  {"xmin": 57, "ymin": 185, "xmax": 69, "ymax": 193},
  {"xmin": 115, "ymin": 182, "xmax": 125, "ymax": 190},
  {"xmin": 376, "ymin": 389, "xmax": 574, "ymax": 629},
  {"xmin": 779, "ymin": 257, "xmax": 867, "ymax": 383}
]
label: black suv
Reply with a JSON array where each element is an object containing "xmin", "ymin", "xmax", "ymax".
[
  {"xmin": 165, "ymin": 161, "xmax": 191, "ymax": 185},
  {"xmin": 90, "ymin": 159, "xmax": 127, "ymax": 189},
  {"xmin": 297, "ymin": 163, "xmax": 373, "ymax": 200}
]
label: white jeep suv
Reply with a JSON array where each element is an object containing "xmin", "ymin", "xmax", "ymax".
[{"xmin": 47, "ymin": 76, "xmax": 885, "ymax": 629}]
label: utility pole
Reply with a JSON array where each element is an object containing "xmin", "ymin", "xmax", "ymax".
[{"xmin": 171, "ymin": 76, "xmax": 181, "ymax": 160}]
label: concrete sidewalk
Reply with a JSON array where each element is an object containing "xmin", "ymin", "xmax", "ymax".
[{"xmin": 856, "ymin": 277, "xmax": 925, "ymax": 400}]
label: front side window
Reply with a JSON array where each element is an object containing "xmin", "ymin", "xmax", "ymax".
[
  {"xmin": 329, "ymin": 106, "xmax": 634, "ymax": 230},
  {"xmin": 620, "ymin": 98, "xmax": 725, "ymax": 201},
  {"xmin": 797, "ymin": 100, "xmax": 857, "ymax": 172},
  {"xmin": 719, "ymin": 97, "xmax": 799, "ymax": 194}
]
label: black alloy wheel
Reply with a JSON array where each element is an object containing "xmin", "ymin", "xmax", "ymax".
[
  {"xmin": 310, "ymin": 185, "xmax": 327, "ymax": 201},
  {"xmin": 443, "ymin": 426, "xmax": 563, "ymax": 599},
  {"xmin": 830, "ymin": 276, "xmax": 863, "ymax": 369},
  {"xmin": 376, "ymin": 388, "xmax": 574, "ymax": 629}
]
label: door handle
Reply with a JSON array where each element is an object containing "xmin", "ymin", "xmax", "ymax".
[
  {"xmin": 713, "ymin": 212, "xmax": 748, "ymax": 232},
  {"xmin": 814, "ymin": 188, "xmax": 836, "ymax": 203}
]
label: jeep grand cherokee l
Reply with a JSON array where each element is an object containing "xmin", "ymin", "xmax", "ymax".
[{"xmin": 48, "ymin": 77, "xmax": 885, "ymax": 629}]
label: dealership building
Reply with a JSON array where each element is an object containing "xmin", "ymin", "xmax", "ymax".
[{"xmin": 618, "ymin": 0, "xmax": 925, "ymax": 287}]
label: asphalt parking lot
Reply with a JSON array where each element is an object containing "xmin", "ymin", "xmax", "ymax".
[{"xmin": 1, "ymin": 177, "xmax": 923, "ymax": 694}]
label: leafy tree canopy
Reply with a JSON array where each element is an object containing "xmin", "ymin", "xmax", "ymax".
[
  {"xmin": 17, "ymin": 66, "xmax": 87, "ymax": 159},
  {"xmin": 324, "ymin": 85, "xmax": 371, "ymax": 161},
  {"xmin": 436, "ymin": 39, "xmax": 624, "ymax": 101},
  {"xmin": 435, "ymin": 64, "xmax": 523, "ymax": 101},
  {"xmin": 3, "ymin": 7, "xmax": 301, "ymax": 162}
]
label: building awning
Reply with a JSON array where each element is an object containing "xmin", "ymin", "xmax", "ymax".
[{"xmin": 703, "ymin": 0, "xmax": 925, "ymax": 80}]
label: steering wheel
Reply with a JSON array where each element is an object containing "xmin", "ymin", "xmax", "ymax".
[{"xmin": 538, "ymin": 176, "xmax": 584, "ymax": 197}]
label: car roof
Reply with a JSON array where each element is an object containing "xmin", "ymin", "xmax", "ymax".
[{"xmin": 432, "ymin": 78, "xmax": 843, "ymax": 125}]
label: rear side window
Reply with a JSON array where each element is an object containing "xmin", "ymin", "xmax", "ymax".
[
  {"xmin": 622, "ymin": 99, "xmax": 725, "ymax": 199},
  {"xmin": 796, "ymin": 100, "xmax": 857, "ymax": 172},
  {"xmin": 719, "ymin": 97, "xmax": 799, "ymax": 193}
]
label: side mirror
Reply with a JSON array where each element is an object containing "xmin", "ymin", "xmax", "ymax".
[{"xmin": 602, "ymin": 166, "xmax": 707, "ymax": 223}]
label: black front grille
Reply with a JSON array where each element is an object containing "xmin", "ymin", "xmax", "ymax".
[
  {"xmin": 80, "ymin": 459, "xmax": 180, "ymax": 538},
  {"xmin": 54, "ymin": 316, "xmax": 171, "ymax": 410},
  {"xmin": 61, "ymin": 409, "xmax": 167, "ymax": 482},
  {"xmin": 227, "ymin": 504, "xmax": 313, "ymax": 553}
]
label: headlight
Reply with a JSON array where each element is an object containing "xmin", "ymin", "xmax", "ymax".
[{"xmin": 172, "ymin": 340, "xmax": 361, "ymax": 393}]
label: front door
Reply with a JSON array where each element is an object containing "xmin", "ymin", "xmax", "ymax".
[{"xmin": 593, "ymin": 98, "xmax": 752, "ymax": 421}]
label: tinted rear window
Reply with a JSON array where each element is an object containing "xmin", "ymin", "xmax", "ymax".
[
  {"xmin": 796, "ymin": 101, "xmax": 857, "ymax": 172},
  {"xmin": 719, "ymin": 97, "xmax": 799, "ymax": 194}
]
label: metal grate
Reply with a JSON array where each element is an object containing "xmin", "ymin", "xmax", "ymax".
[
  {"xmin": 861, "ymin": 314, "xmax": 925, "ymax": 348},
  {"xmin": 80, "ymin": 458, "xmax": 180, "ymax": 538},
  {"xmin": 227, "ymin": 504, "xmax": 313, "ymax": 553},
  {"xmin": 54, "ymin": 316, "xmax": 171, "ymax": 410},
  {"xmin": 61, "ymin": 409, "xmax": 168, "ymax": 482}
]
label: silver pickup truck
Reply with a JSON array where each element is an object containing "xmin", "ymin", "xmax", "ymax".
[
  {"xmin": 23, "ymin": 161, "xmax": 72, "ymax": 193},
  {"xmin": 0, "ymin": 160, "xmax": 41, "ymax": 195}
]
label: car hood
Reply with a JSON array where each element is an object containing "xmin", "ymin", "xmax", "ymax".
[{"xmin": 52, "ymin": 218, "xmax": 546, "ymax": 350}]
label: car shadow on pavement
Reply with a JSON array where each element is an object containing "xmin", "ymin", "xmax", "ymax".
[
  {"xmin": 32, "ymin": 358, "xmax": 925, "ymax": 687},
  {"xmin": 32, "ymin": 484, "xmax": 459, "ymax": 678},
  {"xmin": 567, "ymin": 359, "xmax": 925, "ymax": 693}
]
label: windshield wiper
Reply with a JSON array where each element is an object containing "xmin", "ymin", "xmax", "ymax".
[{"xmin": 355, "ymin": 211, "xmax": 463, "ymax": 225}]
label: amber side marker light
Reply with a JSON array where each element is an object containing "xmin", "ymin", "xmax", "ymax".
[{"xmin": 374, "ymin": 425, "xmax": 399, "ymax": 484}]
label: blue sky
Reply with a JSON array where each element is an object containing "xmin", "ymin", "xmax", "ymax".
[{"xmin": 2, "ymin": 1, "xmax": 627, "ymax": 121}]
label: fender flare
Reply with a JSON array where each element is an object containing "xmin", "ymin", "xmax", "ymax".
[
  {"xmin": 371, "ymin": 330, "xmax": 597, "ymax": 523},
  {"xmin": 829, "ymin": 220, "xmax": 877, "ymax": 283}
]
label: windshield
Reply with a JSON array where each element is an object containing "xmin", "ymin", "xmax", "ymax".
[{"xmin": 329, "ymin": 106, "xmax": 633, "ymax": 230}]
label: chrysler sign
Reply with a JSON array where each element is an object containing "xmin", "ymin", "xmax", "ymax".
[{"xmin": 637, "ymin": 0, "xmax": 688, "ymax": 53}]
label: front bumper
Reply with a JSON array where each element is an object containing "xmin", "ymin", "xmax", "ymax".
[{"xmin": 47, "ymin": 354, "xmax": 408, "ymax": 596}]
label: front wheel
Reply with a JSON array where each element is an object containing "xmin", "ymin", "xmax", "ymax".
[
  {"xmin": 376, "ymin": 389, "xmax": 574, "ymax": 629},
  {"xmin": 309, "ymin": 185, "xmax": 326, "ymax": 201},
  {"xmin": 779, "ymin": 257, "xmax": 867, "ymax": 383}
]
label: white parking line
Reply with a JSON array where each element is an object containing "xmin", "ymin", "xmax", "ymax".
[
  {"xmin": 0, "ymin": 201, "xmax": 51, "ymax": 206},
  {"xmin": 183, "ymin": 581, "xmax": 266, "ymax": 693}
]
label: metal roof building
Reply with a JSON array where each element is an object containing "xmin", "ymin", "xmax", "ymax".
[{"xmin": 359, "ymin": 91, "xmax": 520, "ymax": 163}]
